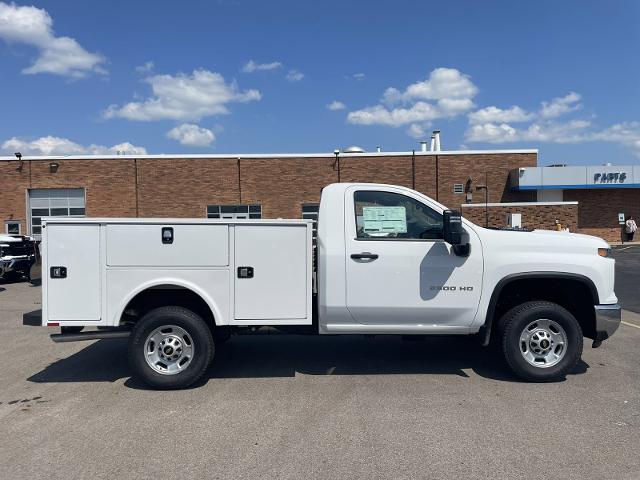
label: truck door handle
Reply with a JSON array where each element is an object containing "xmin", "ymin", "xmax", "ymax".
[{"xmin": 351, "ymin": 252, "xmax": 379, "ymax": 260}]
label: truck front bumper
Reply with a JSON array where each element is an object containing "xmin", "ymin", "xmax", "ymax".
[
  {"xmin": 0, "ymin": 256, "xmax": 36, "ymax": 277},
  {"xmin": 593, "ymin": 304, "xmax": 621, "ymax": 346}
]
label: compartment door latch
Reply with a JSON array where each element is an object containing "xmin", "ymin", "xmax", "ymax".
[
  {"xmin": 162, "ymin": 227, "xmax": 174, "ymax": 244},
  {"xmin": 237, "ymin": 266, "xmax": 254, "ymax": 278},
  {"xmin": 50, "ymin": 266, "xmax": 67, "ymax": 279}
]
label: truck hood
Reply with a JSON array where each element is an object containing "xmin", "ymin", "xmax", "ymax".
[
  {"xmin": 471, "ymin": 226, "xmax": 610, "ymax": 251},
  {"xmin": 468, "ymin": 225, "xmax": 616, "ymax": 306},
  {"xmin": 529, "ymin": 229, "xmax": 610, "ymax": 246},
  {"xmin": 0, "ymin": 234, "xmax": 33, "ymax": 243}
]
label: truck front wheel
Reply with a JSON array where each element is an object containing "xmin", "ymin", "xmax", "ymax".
[
  {"xmin": 128, "ymin": 306, "xmax": 214, "ymax": 389},
  {"xmin": 500, "ymin": 301, "xmax": 583, "ymax": 382}
]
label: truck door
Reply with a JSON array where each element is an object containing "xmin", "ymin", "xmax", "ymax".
[{"xmin": 344, "ymin": 186, "xmax": 483, "ymax": 326}]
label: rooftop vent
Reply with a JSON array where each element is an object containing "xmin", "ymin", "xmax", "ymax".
[
  {"xmin": 342, "ymin": 146, "xmax": 365, "ymax": 153},
  {"xmin": 432, "ymin": 130, "xmax": 441, "ymax": 151}
]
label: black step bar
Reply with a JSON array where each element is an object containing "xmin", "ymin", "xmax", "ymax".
[{"xmin": 50, "ymin": 328, "xmax": 131, "ymax": 343}]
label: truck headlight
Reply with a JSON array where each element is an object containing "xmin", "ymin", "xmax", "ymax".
[{"xmin": 598, "ymin": 248, "xmax": 612, "ymax": 258}]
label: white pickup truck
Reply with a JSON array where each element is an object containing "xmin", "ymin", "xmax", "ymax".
[{"xmin": 23, "ymin": 183, "xmax": 621, "ymax": 389}]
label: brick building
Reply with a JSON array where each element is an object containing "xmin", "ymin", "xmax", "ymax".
[{"xmin": 0, "ymin": 147, "xmax": 637, "ymax": 242}]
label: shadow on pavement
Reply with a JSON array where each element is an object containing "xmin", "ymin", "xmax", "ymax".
[
  {"xmin": 28, "ymin": 335, "xmax": 589, "ymax": 389},
  {"xmin": 0, "ymin": 278, "xmax": 28, "ymax": 286}
]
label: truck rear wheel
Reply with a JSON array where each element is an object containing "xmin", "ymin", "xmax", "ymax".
[
  {"xmin": 500, "ymin": 301, "xmax": 583, "ymax": 382},
  {"xmin": 128, "ymin": 306, "xmax": 214, "ymax": 389}
]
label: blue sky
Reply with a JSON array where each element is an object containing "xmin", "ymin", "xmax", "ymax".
[{"xmin": 0, "ymin": 0, "xmax": 639, "ymax": 165}]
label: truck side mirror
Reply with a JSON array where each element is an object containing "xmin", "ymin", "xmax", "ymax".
[{"xmin": 443, "ymin": 210, "xmax": 470, "ymax": 256}]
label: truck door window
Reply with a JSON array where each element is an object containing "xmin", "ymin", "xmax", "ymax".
[{"xmin": 354, "ymin": 191, "xmax": 443, "ymax": 240}]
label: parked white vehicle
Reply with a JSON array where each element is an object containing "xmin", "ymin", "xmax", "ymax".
[{"xmin": 24, "ymin": 183, "xmax": 621, "ymax": 389}]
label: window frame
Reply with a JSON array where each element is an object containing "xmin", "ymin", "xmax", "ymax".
[
  {"xmin": 27, "ymin": 188, "xmax": 86, "ymax": 237},
  {"xmin": 206, "ymin": 204, "xmax": 262, "ymax": 220},
  {"xmin": 352, "ymin": 190, "xmax": 445, "ymax": 243},
  {"xmin": 5, "ymin": 221, "xmax": 21, "ymax": 235}
]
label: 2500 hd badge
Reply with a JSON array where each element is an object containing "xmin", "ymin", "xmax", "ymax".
[{"xmin": 430, "ymin": 285, "xmax": 474, "ymax": 291}]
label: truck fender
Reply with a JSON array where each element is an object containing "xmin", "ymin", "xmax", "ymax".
[
  {"xmin": 114, "ymin": 278, "xmax": 224, "ymax": 328},
  {"xmin": 480, "ymin": 272, "xmax": 599, "ymax": 346}
]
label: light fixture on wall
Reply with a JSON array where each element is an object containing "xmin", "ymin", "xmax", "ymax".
[
  {"xmin": 476, "ymin": 183, "xmax": 489, "ymax": 228},
  {"xmin": 49, "ymin": 162, "xmax": 59, "ymax": 173},
  {"xmin": 464, "ymin": 177, "xmax": 473, "ymax": 204},
  {"xmin": 14, "ymin": 152, "xmax": 23, "ymax": 172}
]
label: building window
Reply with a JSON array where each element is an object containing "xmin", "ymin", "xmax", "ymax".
[
  {"xmin": 302, "ymin": 204, "xmax": 319, "ymax": 237},
  {"xmin": 28, "ymin": 188, "xmax": 85, "ymax": 237},
  {"xmin": 453, "ymin": 184, "xmax": 464, "ymax": 194},
  {"xmin": 207, "ymin": 204, "xmax": 261, "ymax": 219},
  {"xmin": 5, "ymin": 221, "xmax": 21, "ymax": 235}
]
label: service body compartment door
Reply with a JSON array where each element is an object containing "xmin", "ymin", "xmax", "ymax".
[
  {"xmin": 234, "ymin": 225, "xmax": 309, "ymax": 321},
  {"xmin": 106, "ymin": 224, "xmax": 228, "ymax": 267},
  {"xmin": 47, "ymin": 224, "xmax": 101, "ymax": 321}
]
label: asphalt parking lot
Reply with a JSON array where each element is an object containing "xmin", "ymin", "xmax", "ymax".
[
  {"xmin": 1, "ymin": 264, "xmax": 639, "ymax": 479},
  {"xmin": 613, "ymin": 244, "xmax": 640, "ymax": 313}
]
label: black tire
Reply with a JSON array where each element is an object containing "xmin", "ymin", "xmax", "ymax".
[
  {"xmin": 500, "ymin": 301, "xmax": 583, "ymax": 382},
  {"xmin": 1, "ymin": 271, "xmax": 19, "ymax": 282},
  {"xmin": 128, "ymin": 306, "xmax": 214, "ymax": 390}
]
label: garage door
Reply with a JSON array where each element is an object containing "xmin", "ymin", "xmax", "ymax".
[{"xmin": 28, "ymin": 188, "xmax": 85, "ymax": 238}]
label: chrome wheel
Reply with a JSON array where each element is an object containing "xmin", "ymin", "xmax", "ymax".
[
  {"xmin": 144, "ymin": 325, "xmax": 194, "ymax": 375},
  {"xmin": 519, "ymin": 318, "xmax": 567, "ymax": 368}
]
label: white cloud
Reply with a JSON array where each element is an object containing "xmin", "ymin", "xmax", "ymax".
[
  {"xmin": 326, "ymin": 100, "xmax": 346, "ymax": 111},
  {"xmin": 465, "ymin": 122, "xmax": 519, "ymax": 143},
  {"xmin": 382, "ymin": 68, "xmax": 478, "ymax": 105},
  {"xmin": 166, "ymin": 123, "xmax": 215, "ymax": 147},
  {"xmin": 286, "ymin": 69, "xmax": 304, "ymax": 82},
  {"xmin": 241, "ymin": 60, "xmax": 282, "ymax": 73},
  {"xmin": 135, "ymin": 61, "xmax": 154, "ymax": 74},
  {"xmin": 348, "ymin": 102, "xmax": 438, "ymax": 126},
  {"xmin": 347, "ymin": 67, "xmax": 477, "ymax": 128},
  {"xmin": 587, "ymin": 122, "xmax": 640, "ymax": 157},
  {"xmin": 539, "ymin": 92, "xmax": 581, "ymax": 119},
  {"xmin": 466, "ymin": 119, "xmax": 592, "ymax": 144},
  {"xmin": 465, "ymin": 119, "xmax": 640, "ymax": 158},
  {"xmin": 465, "ymin": 92, "xmax": 608, "ymax": 149},
  {"xmin": 106, "ymin": 142, "xmax": 148, "ymax": 155},
  {"xmin": 0, "ymin": 2, "xmax": 106, "ymax": 77},
  {"xmin": 2, "ymin": 136, "xmax": 147, "ymax": 156},
  {"xmin": 344, "ymin": 73, "xmax": 366, "ymax": 81},
  {"xmin": 407, "ymin": 124, "xmax": 429, "ymax": 139},
  {"xmin": 103, "ymin": 69, "xmax": 261, "ymax": 122},
  {"xmin": 468, "ymin": 105, "xmax": 534, "ymax": 125}
]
